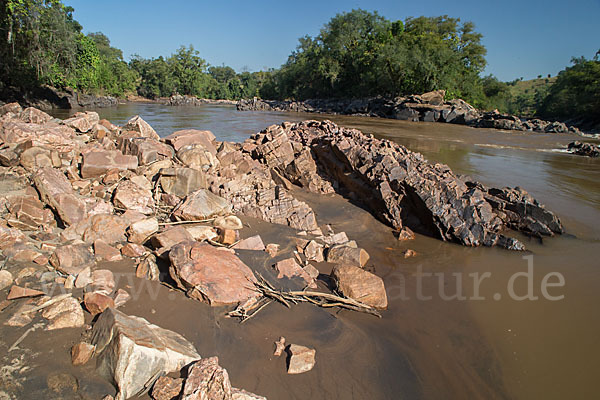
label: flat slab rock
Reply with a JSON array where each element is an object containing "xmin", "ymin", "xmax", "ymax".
[
  {"xmin": 287, "ymin": 344, "xmax": 316, "ymax": 374},
  {"xmin": 169, "ymin": 241, "xmax": 259, "ymax": 306},
  {"xmin": 331, "ymin": 265, "xmax": 388, "ymax": 309},
  {"xmin": 91, "ymin": 308, "xmax": 200, "ymax": 400}
]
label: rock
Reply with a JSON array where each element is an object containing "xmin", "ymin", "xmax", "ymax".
[
  {"xmin": 46, "ymin": 373, "xmax": 79, "ymax": 395},
  {"xmin": 6, "ymin": 194, "xmax": 55, "ymax": 230},
  {"xmin": 122, "ymin": 137, "xmax": 173, "ymax": 165},
  {"xmin": 320, "ymin": 232, "xmax": 349, "ymax": 246},
  {"xmin": 404, "ymin": 249, "xmax": 417, "ymax": 258},
  {"xmin": 177, "ymin": 144, "xmax": 219, "ymax": 171},
  {"xmin": 113, "ymin": 180, "xmax": 154, "ymax": 215},
  {"xmin": 89, "ymin": 269, "xmax": 116, "ymax": 295},
  {"xmin": 71, "ymin": 342, "xmax": 96, "ymax": 366},
  {"xmin": 62, "ymin": 111, "xmax": 99, "ymax": 133},
  {"xmin": 273, "ymin": 258, "xmax": 317, "ymax": 289},
  {"xmin": 20, "ymin": 107, "xmax": 53, "ymax": 124},
  {"xmin": 75, "ymin": 266, "xmax": 92, "ymax": 288},
  {"xmin": 33, "ymin": 167, "xmax": 86, "ymax": 226},
  {"xmin": 265, "ymin": 243, "xmax": 279, "ymax": 258},
  {"xmin": 122, "ymin": 115, "xmax": 160, "ymax": 140},
  {"xmin": 0, "ymin": 270, "xmax": 14, "ymax": 291},
  {"xmin": 0, "ymin": 225, "xmax": 26, "ymax": 250},
  {"xmin": 136, "ymin": 254, "xmax": 160, "ymax": 281},
  {"xmin": 180, "ymin": 357, "xmax": 231, "ymax": 400},
  {"xmin": 0, "ymin": 102, "xmax": 22, "ymax": 116},
  {"xmin": 81, "ymin": 150, "xmax": 138, "ymax": 178},
  {"xmin": 19, "ymin": 146, "xmax": 53, "ymax": 171},
  {"xmin": 113, "ymin": 289, "xmax": 131, "ymax": 308},
  {"xmin": 84, "ymin": 214, "xmax": 128, "ymax": 244},
  {"xmin": 184, "ymin": 225, "xmax": 218, "ymax": 241},
  {"xmin": 163, "ymin": 129, "xmax": 216, "ymax": 152},
  {"xmin": 84, "ymin": 292, "xmax": 115, "ymax": 316},
  {"xmin": 567, "ymin": 141, "xmax": 600, "ymax": 157},
  {"xmin": 94, "ymin": 239, "xmax": 123, "ymax": 262},
  {"xmin": 6, "ymin": 285, "xmax": 44, "ymax": 300},
  {"xmin": 273, "ymin": 337, "xmax": 286, "ymax": 357},
  {"xmin": 287, "ymin": 344, "xmax": 316, "ymax": 374},
  {"xmin": 130, "ymin": 174, "xmax": 153, "ymax": 190},
  {"xmin": 0, "ymin": 146, "xmax": 19, "ymax": 166},
  {"xmin": 121, "ymin": 243, "xmax": 148, "ymax": 258},
  {"xmin": 303, "ymin": 240, "xmax": 324, "ymax": 262},
  {"xmin": 151, "ymin": 226, "xmax": 194, "ymax": 252},
  {"xmin": 213, "ymin": 215, "xmax": 243, "ymax": 230},
  {"xmin": 397, "ymin": 227, "xmax": 415, "ymax": 241},
  {"xmin": 128, "ymin": 218, "xmax": 159, "ymax": 244},
  {"xmin": 169, "ymin": 241, "xmax": 259, "ymax": 306},
  {"xmin": 218, "ymin": 228, "xmax": 238, "ymax": 245},
  {"xmin": 91, "ymin": 308, "xmax": 200, "ymax": 400},
  {"xmin": 326, "ymin": 244, "xmax": 370, "ymax": 267},
  {"xmin": 151, "ymin": 376, "xmax": 184, "ymax": 400},
  {"xmin": 232, "ymin": 389, "xmax": 267, "ymax": 400},
  {"xmin": 232, "ymin": 235, "xmax": 265, "ymax": 251},
  {"xmin": 43, "ymin": 296, "xmax": 85, "ymax": 330},
  {"xmin": 173, "ymin": 189, "xmax": 232, "ymax": 221},
  {"xmin": 50, "ymin": 243, "xmax": 94, "ymax": 275},
  {"xmin": 330, "ymin": 265, "xmax": 388, "ymax": 309},
  {"xmin": 304, "ymin": 264, "xmax": 320, "ymax": 280},
  {"xmin": 159, "ymin": 167, "xmax": 207, "ymax": 197}
]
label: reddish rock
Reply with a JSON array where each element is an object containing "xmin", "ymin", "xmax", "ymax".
[
  {"xmin": 0, "ymin": 225, "xmax": 26, "ymax": 250},
  {"xmin": 122, "ymin": 115, "xmax": 160, "ymax": 140},
  {"xmin": 159, "ymin": 168, "xmax": 207, "ymax": 197},
  {"xmin": 232, "ymin": 235, "xmax": 265, "ymax": 251},
  {"xmin": 50, "ymin": 243, "xmax": 94, "ymax": 275},
  {"xmin": 83, "ymin": 214, "xmax": 128, "ymax": 244},
  {"xmin": 180, "ymin": 357, "xmax": 231, "ymax": 400},
  {"xmin": 177, "ymin": 144, "xmax": 219, "ymax": 170},
  {"xmin": 330, "ymin": 265, "xmax": 388, "ymax": 309},
  {"xmin": 113, "ymin": 289, "xmax": 131, "ymax": 308},
  {"xmin": 326, "ymin": 244, "xmax": 370, "ymax": 267},
  {"xmin": 81, "ymin": 150, "xmax": 138, "ymax": 178},
  {"xmin": 397, "ymin": 227, "xmax": 415, "ymax": 241},
  {"xmin": 169, "ymin": 241, "xmax": 259, "ymax": 306},
  {"xmin": 33, "ymin": 167, "xmax": 86, "ymax": 226},
  {"xmin": 62, "ymin": 111, "xmax": 99, "ymax": 133},
  {"xmin": 151, "ymin": 376, "xmax": 184, "ymax": 400},
  {"xmin": 273, "ymin": 337, "xmax": 286, "ymax": 357},
  {"xmin": 0, "ymin": 102, "xmax": 22, "ymax": 116},
  {"xmin": 213, "ymin": 215, "xmax": 243, "ymax": 230},
  {"xmin": 121, "ymin": 243, "xmax": 148, "ymax": 258},
  {"xmin": 273, "ymin": 258, "xmax": 316, "ymax": 289},
  {"xmin": 19, "ymin": 107, "xmax": 53, "ymax": 124},
  {"xmin": 19, "ymin": 146, "xmax": 53, "ymax": 171},
  {"xmin": 184, "ymin": 225, "xmax": 218, "ymax": 241},
  {"xmin": 287, "ymin": 344, "xmax": 316, "ymax": 374},
  {"xmin": 136, "ymin": 254, "xmax": 160, "ymax": 281},
  {"xmin": 0, "ymin": 121, "xmax": 76, "ymax": 150},
  {"xmin": 218, "ymin": 228, "xmax": 238, "ymax": 245},
  {"xmin": 89, "ymin": 269, "xmax": 116, "ymax": 295},
  {"xmin": 71, "ymin": 342, "xmax": 95, "ymax": 366},
  {"xmin": 43, "ymin": 296, "xmax": 85, "ymax": 330},
  {"xmin": 265, "ymin": 243, "xmax": 279, "ymax": 258},
  {"xmin": 151, "ymin": 226, "xmax": 194, "ymax": 251},
  {"xmin": 6, "ymin": 285, "xmax": 45, "ymax": 300},
  {"xmin": 94, "ymin": 239, "xmax": 123, "ymax": 262},
  {"xmin": 172, "ymin": 189, "xmax": 231, "ymax": 221},
  {"xmin": 163, "ymin": 129, "xmax": 216, "ymax": 153},
  {"xmin": 6, "ymin": 195, "xmax": 55, "ymax": 230},
  {"xmin": 0, "ymin": 270, "xmax": 13, "ymax": 291},
  {"xmin": 404, "ymin": 249, "xmax": 417, "ymax": 258},
  {"xmin": 113, "ymin": 180, "xmax": 154, "ymax": 215},
  {"xmin": 122, "ymin": 137, "xmax": 173, "ymax": 165},
  {"xmin": 303, "ymin": 240, "xmax": 324, "ymax": 262},
  {"xmin": 84, "ymin": 292, "xmax": 115, "ymax": 316}
]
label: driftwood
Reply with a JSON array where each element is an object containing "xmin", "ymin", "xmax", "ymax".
[{"xmin": 227, "ymin": 275, "xmax": 381, "ymax": 321}]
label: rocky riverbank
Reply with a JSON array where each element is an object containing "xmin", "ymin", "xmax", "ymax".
[
  {"xmin": 167, "ymin": 94, "xmax": 237, "ymax": 106},
  {"xmin": 0, "ymin": 85, "xmax": 118, "ymax": 111},
  {"xmin": 0, "ymin": 102, "xmax": 563, "ymax": 398},
  {"xmin": 237, "ymin": 90, "xmax": 583, "ymax": 135}
]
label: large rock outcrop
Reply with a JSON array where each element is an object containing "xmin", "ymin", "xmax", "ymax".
[{"xmin": 244, "ymin": 120, "xmax": 563, "ymax": 250}]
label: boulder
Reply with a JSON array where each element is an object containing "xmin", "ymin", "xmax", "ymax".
[
  {"xmin": 84, "ymin": 292, "xmax": 115, "ymax": 316},
  {"xmin": 83, "ymin": 214, "xmax": 128, "ymax": 244},
  {"xmin": 42, "ymin": 295, "xmax": 85, "ymax": 330},
  {"xmin": 122, "ymin": 137, "xmax": 173, "ymax": 165},
  {"xmin": 159, "ymin": 168, "xmax": 207, "ymax": 197},
  {"xmin": 19, "ymin": 107, "xmax": 53, "ymax": 124},
  {"xmin": 121, "ymin": 243, "xmax": 148, "ymax": 258},
  {"xmin": 71, "ymin": 342, "xmax": 96, "ymax": 366},
  {"xmin": 122, "ymin": 115, "xmax": 160, "ymax": 140},
  {"xmin": 177, "ymin": 144, "xmax": 219, "ymax": 170},
  {"xmin": 91, "ymin": 308, "xmax": 200, "ymax": 400},
  {"xmin": 184, "ymin": 225, "xmax": 218, "ymax": 241},
  {"xmin": 180, "ymin": 357, "xmax": 231, "ymax": 400},
  {"xmin": 287, "ymin": 344, "xmax": 316, "ymax": 374},
  {"xmin": 326, "ymin": 244, "xmax": 370, "ymax": 267},
  {"xmin": 6, "ymin": 195, "xmax": 55, "ymax": 231},
  {"xmin": 232, "ymin": 235, "xmax": 265, "ymax": 251},
  {"xmin": 113, "ymin": 180, "xmax": 154, "ymax": 215},
  {"xmin": 273, "ymin": 258, "xmax": 317, "ymax": 289},
  {"xmin": 163, "ymin": 129, "xmax": 216, "ymax": 153},
  {"xmin": 81, "ymin": 150, "xmax": 138, "ymax": 178},
  {"xmin": 50, "ymin": 243, "xmax": 95, "ymax": 275},
  {"xmin": 0, "ymin": 270, "xmax": 14, "ymax": 291},
  {"xmin": 94, "ymin": 239, "xmax": 123, "ymax": 262},
  {"xmin": 151, "ymin": 376, "xmax": 184, "ymax": 400},
  {"xmin": 0, "ymin": 225, "xmax": 26, "ymax": 250},
  {"xmin": 303, "ymin": 240, "xmax": 324, "ymax": 262},
  {"xmin": 169, "ymin": 241, "xmax": 259, "ymax": 305},
  {"xmin": 151, "ymin": 226, "xmax": 194, "ymax": 252},
  {"xmin": 62, "ymin": 111, "xmax": 99, "ymax": 133},
  {"xmin": 33, "ymin": 167, "xmax": 86, "ymax": 226},
  {"xmin": 127, "ymin": 218, "xmax": 159, "ymax": 244},
  {"xmin": 19, "ymin": 146, "xmax": 53, "ymax": 171},
  {"xmin": 136, "ymin": 255, "xmax": 160, "ymax": 281},
  {"xmin": 0, "ymin": 102, "xmax": 22, "ymax": 116},
  {"xmin": 172, "ymin": 189, "xmax": 232, "ymax": 221},
  {"xmin": 213, "ymin": 215, "xmax": 243, "ymax": 230},
  {"xmin": 330, "ymin": 265, "xmax": 388, "ymax": 309},
  {"xmin": 88, "ymin": 269, "xmax": 116, "ymax": 295}
]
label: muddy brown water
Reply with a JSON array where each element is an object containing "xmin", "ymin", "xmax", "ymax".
[{"xmin": 0, "ymin": 104, "xmax": 597, "ymax": 399}]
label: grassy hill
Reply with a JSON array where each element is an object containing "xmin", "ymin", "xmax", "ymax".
[{"xmin": 506, "ymin": 76, "xmax": 556, "ymax": 117}]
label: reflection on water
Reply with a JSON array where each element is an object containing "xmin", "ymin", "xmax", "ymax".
[{"xmin": 48, "ymin": 104, "xmax": 600, "ymax": 400}]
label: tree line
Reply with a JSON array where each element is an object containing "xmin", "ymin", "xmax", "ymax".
[{"xmin": 1, "ymin": 2, "xmax": 597, "ymax": 125}]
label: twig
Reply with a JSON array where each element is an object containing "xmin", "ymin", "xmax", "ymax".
[
  {"xmin": 158, "ymin": 219, "xmax": 216, "ymax": 226},
  {"xmin": 19, "ymin": 294, "xmax": 71, "ymax": 315},
  {"xmin": 8, "ymin": 323, "xmax": 44, "ymax": 352}
]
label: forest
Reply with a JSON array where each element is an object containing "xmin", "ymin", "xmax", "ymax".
[{"xmin": 1, "ymin": 1, "xmax": 598, "ymax": 125}]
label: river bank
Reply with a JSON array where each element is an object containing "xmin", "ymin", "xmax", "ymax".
[{"xmin": 237, "ymin": 91, "xmax": 588, "ymax": 136}]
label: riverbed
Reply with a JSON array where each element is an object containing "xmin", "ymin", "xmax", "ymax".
[{"xmin": 43, "ymin": 103, "xmax": 600, "ymax": 399}]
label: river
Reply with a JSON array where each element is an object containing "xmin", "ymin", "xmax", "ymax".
[{"xmin": 46, "ymin": 103, "xmax": 599, "ymax": 399}]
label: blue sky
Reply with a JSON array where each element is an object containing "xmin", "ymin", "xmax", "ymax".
[{"xmin": 63, "ymin": 0, "xmax": 599, "ymax": 81}]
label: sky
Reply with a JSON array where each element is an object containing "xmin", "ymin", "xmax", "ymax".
[{"xmin": 63, "ymin": 0, "xmax": 600, "ymax": 82}]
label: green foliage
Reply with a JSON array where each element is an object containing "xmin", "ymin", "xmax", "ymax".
[{"xmin": 538, "ymin": 56, "xmax": 600, "ymax": 124}]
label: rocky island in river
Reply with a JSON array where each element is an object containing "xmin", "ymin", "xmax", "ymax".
[{"xmin": 0, "ymin": 102, "xmax": 564, "ymax": 399}]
